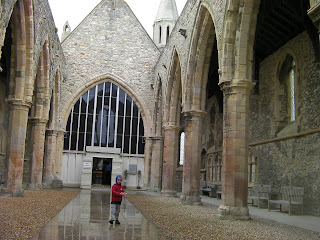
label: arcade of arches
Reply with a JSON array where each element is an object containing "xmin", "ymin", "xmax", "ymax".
[{"xmin": 0, "ymin": 0, "xmax": 320, "ymax": 220}]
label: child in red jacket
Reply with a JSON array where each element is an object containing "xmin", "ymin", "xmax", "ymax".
[{"xmin": 109, "ymin": 175, "xmax": 127, "ymax": 224}]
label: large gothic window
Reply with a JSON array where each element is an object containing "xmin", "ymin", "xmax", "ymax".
[{"xmin": 64, "ymin": 82, "xmax": 145, "ymax": 154}]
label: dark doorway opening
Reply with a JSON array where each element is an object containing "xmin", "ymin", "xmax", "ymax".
[{"xmin": 92, "ymin": 158, "xmax": 112, "ymax": 186}]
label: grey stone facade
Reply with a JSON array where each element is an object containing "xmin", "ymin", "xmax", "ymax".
[
  {"xmin": 59, "ymin": 0, "xmax": 160, "ymax": 132},
  {"xmin": 1, "ymin": 0, "xmax": 320, "ymax": 217}
]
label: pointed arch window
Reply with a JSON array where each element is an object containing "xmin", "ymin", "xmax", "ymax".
[
  {"xmin": 289, "ymin": 60, "xmax": 296, "ymax": 121},
  {"xmin": 159, "ymin": 26, "xmax": 162, "ymax": 44},
  {"xmin": 64, "ymin": 82, "xmax": 145, "ymax": 155},
  {"xmin": 166, "ymin": 26, "xmax": 170, "ymax": 42}
]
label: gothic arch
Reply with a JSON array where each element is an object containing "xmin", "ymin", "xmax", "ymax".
[
  {"xmin": 164, "ymin": 49, "xmax": 182, "ymax": 126},
  {"xmin": 26, "ymin": 37, "xmax": 50, "ymax": 189},
  {"xmin": 7, "ymin": 0, "xmax": 34, "ymax": 103},
  {"xmin": 2, "ymin": 0, "xmax": 34, "ymax": 196},
  {"xmin": 185, "ymin": 4, "xmax": 220, "ymax": 112},
  {"xmin": 161, "ymin": 49, "xmax": 182, "ymax": 195},
  {"xmin": 61, "ymin": 73, "xmax": 152, "ymax": 137},
  {"xmin": 220, "ymin": 0, "xmax": 240, "ymax": 84},
  {"xmin": 31, "ymin": 37, "xmax": 50, "ymax": 120}
]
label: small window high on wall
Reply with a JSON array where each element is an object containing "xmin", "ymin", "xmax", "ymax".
[{"xmin": 64, "ymin": 82, "xmax": 145, "ymax": 155}]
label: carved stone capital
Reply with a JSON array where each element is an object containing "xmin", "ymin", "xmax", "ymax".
[
  {"xmin": 219, "ymin": 79, "xmax": 255, "ymax": 92},
  {"xmin": 183, "ymin": 110, "xmax": 207, "ymax": 119}
]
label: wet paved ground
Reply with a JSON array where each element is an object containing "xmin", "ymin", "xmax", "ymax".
[
  {"xmin": 32, "ymin": 189, "xmax": 162, "ymax": 240},
  {"xmin": 32, "ymin": 189, "xmax": 320, "ymax": 239}
]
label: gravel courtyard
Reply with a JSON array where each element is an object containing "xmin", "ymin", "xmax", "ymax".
[
  {"xmin": 127, "ymin": 194, "xmax": 320, "ymax": 240},
  {"xmin": 0, "ymin": 190, "xmax": 319, "ymax": 240},
  {"xmin": 0, "ymin": 189, "xmax": 79, "ymax": 240}
]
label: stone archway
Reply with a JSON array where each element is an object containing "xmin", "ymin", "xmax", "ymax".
[
  {"xmin": 181, "ymin": 4, "xmax": 221, "ymax": 205},
  {"xmin": 146, "ymin": 76, "xmax": 163, "ymax": 190},
  {"xmin": 26, "ymin": 37, "xmax": 50, "ymax": 189},
  {"xmin": 2, "ymin": 0, "xmax": 34, "ymax": 196},
  {"xmin": 217, "ymin": 0, "xmax": 258, "ymax": 220},
  {"xmin": 161, "ymin": 50, "xmax": 182, "ymax": 196},
  {"xmin": 43, "ymin": 71, "xmax": 61, "ymax": 187}
]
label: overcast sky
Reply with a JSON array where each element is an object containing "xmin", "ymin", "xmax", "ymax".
[{"xmin": 48, "ymin": 0, "xmax": 187, "ymax": 39}]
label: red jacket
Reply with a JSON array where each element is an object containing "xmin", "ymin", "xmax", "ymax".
[{"xmin": 111, "ymin": 183, "xmax": 125, "ymax": 202}]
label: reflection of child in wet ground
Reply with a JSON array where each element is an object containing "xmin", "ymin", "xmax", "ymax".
[{"xmin": 109, "ymin": 175, "xmax": 127, "ymax": 224}]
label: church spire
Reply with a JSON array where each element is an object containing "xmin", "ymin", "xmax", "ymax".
[
  {"xmin": 155, "ymin": 0, "xmax": 179, "ymax": 22},
  {"xmin": 153, "ymin": 0, "xmax": 179, "ymax": 49}
]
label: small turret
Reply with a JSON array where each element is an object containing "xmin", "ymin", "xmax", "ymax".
[
  {"xmin": 61, "ymin": 21, "xmax": 71, "ymax": 42},
  {"xmin": 153, "ymin": 0, "xmax": 179, "ymax": 49}
]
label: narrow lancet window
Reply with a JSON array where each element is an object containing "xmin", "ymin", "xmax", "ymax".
[
  {"xmin": 179, "ymin": 132, "xmax": 185, "ymax": 165},
  {"xmin": 289, "ymin": 61, "xmax": 295, "ymax": 121}
]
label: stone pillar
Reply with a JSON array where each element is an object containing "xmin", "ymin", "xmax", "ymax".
[
  {"xmin": 42, "ymin": 129, "xmax": 57, "ymax": 187},
  {"xmin": 180, "ymin": 110, "xmax": 206, "ymax": 205},
  {"xmin": 143, "ymin": 137, "xmax": 152, "ymax": 188},
  {"xmin": 161, "ymin": 124, "xmax": 179, "ymax": 196},
  {"xmin": 29, "ymin": 118, "xmax": 47, "ymax": 189},
  {"xmin": 150, "ymin": 136, "xmax": 162, "ymax": 190},
  {"xmin": 54, "ymin": 130, "xmax": 65, "ymax": 181},
  {"xmin": 217, "ymin": 81, "xmax": 254, "ymax": 220},
  {"xmin": 3, "ymin": 100, "xmax": 31, "ymax": 196}
]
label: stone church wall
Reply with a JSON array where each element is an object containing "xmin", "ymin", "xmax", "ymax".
[
  {"xmin": 60, "ymin": 0, "xmax": 160, "ymax": 127},
  {"xmin": 249, "ymin": 32, "xmax": 320, "ymax": 215}
]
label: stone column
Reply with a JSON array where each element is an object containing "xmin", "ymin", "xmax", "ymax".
[
  {"xmin": 161, "ymin": 124, "xmax": 179, "ymax": 196},
  {"xmin": 180, "ymin": 110, "xmax": 206, "ymax": 205},
  {"xmin": 29, "ymin": 118, "xmax": 47, "ymax": 189},
  {"xmin": 150, "ymin": 136, "xmax": 162, "ymax": 191},
  {"xmin": 143, "ymin": 137, "xmax": 152, "ymax": 188},
  {"xmin": 3, "ymin": 100, "xmax": 31, "ymax": 196},
  {"xmin": 217, "ymin": 81, "xmax": 254, "ymax": 220},
  {"xmin": 54, "ymin": 130, "xmax": 65, "ymax": 181},
  {"xmin": 42, "ymin": 129, "xmax": 57, "ymax": 187}
]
